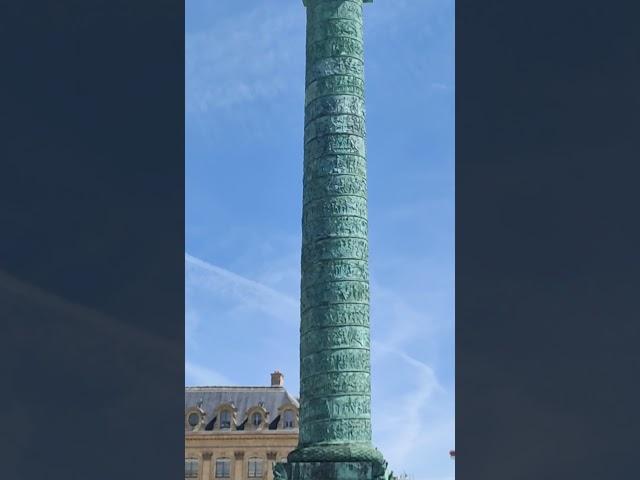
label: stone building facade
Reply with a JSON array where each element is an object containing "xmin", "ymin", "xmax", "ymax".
[{"xmin": 185, "ymin": 371, "xmax": 299, "ymax": 480}]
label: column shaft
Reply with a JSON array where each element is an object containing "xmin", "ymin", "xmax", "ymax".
[{"xmin": 293, "ymin": 0, "xmax": 379, "ymax": 463}]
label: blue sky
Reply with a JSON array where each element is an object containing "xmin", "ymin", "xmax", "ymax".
[{"xmin": 185, "ymin": 1, "xmax": 454, "ymax": 479}]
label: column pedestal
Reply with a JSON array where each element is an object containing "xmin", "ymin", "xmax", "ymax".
[{"xmin": 278, "ymin": 461, "xmax": 387, "ymax": 480}]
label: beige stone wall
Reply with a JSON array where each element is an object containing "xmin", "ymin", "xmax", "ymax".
[{"xmin": 185, "ymin": 431, "xmax": 298, "ymax": 480}]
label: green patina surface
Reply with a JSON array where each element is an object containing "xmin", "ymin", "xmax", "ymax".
[{"xmin": 278, "ymin": 1, "xmax": 389, "ymax": 479}]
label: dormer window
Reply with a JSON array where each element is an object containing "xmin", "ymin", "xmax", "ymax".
[
  {"xmin": 220, "ymin": 410, "xmax": 231, "ymax": 430},
  {"xmin": 252, "ymin": 412, "xmax": 262, "ymax": 426},
  {"xmin": 188, "ymin": 412, "xmax": 200, "ymax": 428},
  {"xmin": 283, "ymin": 410, "xmax": 295, "ymax": 429},
  {"xmin": 185, "ymin": 408, "xmax": 205, "ymax": 431}
]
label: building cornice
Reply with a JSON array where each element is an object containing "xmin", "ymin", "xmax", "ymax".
[{"xmin": 186, "ymin": 431, "xmax": 298, "ymax": 439}]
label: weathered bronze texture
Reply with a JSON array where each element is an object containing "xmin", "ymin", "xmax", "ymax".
[{"xmin": 283, "ymin": 1, "xmax": 388, "ymax": 478}]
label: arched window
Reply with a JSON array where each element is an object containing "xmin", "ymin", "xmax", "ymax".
[
  {"xmin": 248, "ymin": 458, "xmax": 263, "ymax": 478},
  {"xmin": 219, "ymin": 410, "xmax": 231, "ymax": 430},
  {"xmin": 283, "ymin": 410, "xmax": 295, "ymax": 429},
  {"xmin": 215, "ymin": 458, "xmax": 231, "ymax": 478},
  {"xmin": 185, "ymin": 458, "xmax": 199, "ymax": 479},
  {"xmin": 251, "ymin": 412, "xmax": 262, "ymax": 427}
]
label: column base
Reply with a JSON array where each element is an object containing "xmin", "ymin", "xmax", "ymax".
[
  {"xmin": 275, "ymin": 461, "xmax": 390, "ymax": 480},
  {"xmin": 287, "ymin": 444, "xmax": 385, "ymax": 464},
  {"xmin": 276, "ymin": 445, "xmax": 389, "ymax": 480}
]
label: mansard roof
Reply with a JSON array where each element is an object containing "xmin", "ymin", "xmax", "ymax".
[{"xmin": 185, "ymin": 385, "xmax": 299, "ymax": 431}]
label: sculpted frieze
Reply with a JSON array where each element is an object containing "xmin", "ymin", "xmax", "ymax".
[
  {"xmin": 305, "ymin": 114, "xmax": 366, "ymax": 141},
  {"xmin": 296, "ymin": 0, "xmax": 383, "ymax": 460},
  {"xmin": 305, "ymin": 154, "xmax": 366, "ymax": 179},
  {"xmin": 307, "ymin": 56, "xmax": 364, "ymax": 81},
  {"xmin": 300, "ymin": 325, "xmax": 370, "ymax": 355},
  {"xmin": 303, "ymin": 195, "xmax": 368, "ymax": 221},
  {"xmin": 302, "ymin": 215, "xmax": 368, "ymax": 242},
  {"xmin": 305, "ymin": 134, "xmax": 365, "ymax": 159},
  {"xmin": 301, "ymin": 371, "xmax": 371, "ymax": 397},
  {"xmin": 301, "ymin": 280, "xmax": 370, "ymax": 310},
  {"xmin": 305, "ymin": 76, "xmax": 364, "ymax": 105},
  {"xmin": 307, "ymin": 18, "xmax": 362, "ymax": 44},
  {"xmin": 301, "ymin": 395, "xmax": 371, "ymax": 422},
  {"xmin": 307, "ymin": 36, "xmax": 364, "ymax": 63},
  {"xmin": 308, "ymin": 0, "xmax": 362, "ymax": 22},
  {"xmin": 305, "ymin": 95, "xmax": 365, "ymax": 122},
  {"xmin": 303, "ymin": 174, "xmax": 368, "ymax": 204},
  {"xmin": 301, "ymin": 303, "xmax": 369, "ymax": 332},
  {"xmin": 300, "ymin": 418, "xmax": 371, "ymax": 444},
  {"xmin": 300, "ymin": 349, "xmax": 370, "ymax": 376},
  {"xmin": 297, "ymin": 0, "xmax": 379, "ymax": 456},
  {"xmin": 303, "ymin": 258, "xmax": 368, "ymax": 285},
  {"xmin": 301, "ymin": 236, "xmax": 368, "ymax": 264}
]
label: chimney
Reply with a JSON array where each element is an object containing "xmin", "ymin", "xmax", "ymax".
[{"xmin": 270, "ymin": 370, "xmax": 284, "ymax": 387}]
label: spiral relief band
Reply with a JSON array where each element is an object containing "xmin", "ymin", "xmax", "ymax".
[{"xmin": 287, "ymin": 2, "xmax": 386, "ymax": 472}]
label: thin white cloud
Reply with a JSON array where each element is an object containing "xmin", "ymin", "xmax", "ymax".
[
  {"xmin": 185, "ymin": 0, "xmax": 450, "ymax": 114},
  {"xmin": 186, "ymin": 0, "xmax": 453, "ymax": 476},
  {"xmin": 372, "ymin": 340, "xmax": 448, "ymax": 468},
  {"xmin": 371, "ymin": 279, "xmax": 437, "ymax": 348},
  {"xmin": 185, "ymin": 361, "xmax": 233, "ymax": 386},
  {"xmin": 185, "ymin": 252, "xmax": 301, "ymax": 393},
  {"xmin": 431, "ymin": 83, "xmax": 452, "ymax": 91},
  {"xmin": 186, "ymin": 253, "xmax": 298, "ymax": 324},
  {"xmin": 186, "ymin": 3, "xmax": 304, "ymax": 113},
  {"xmin": 185, "ymin": 252, "xmax": 453, "ymax": 479}
]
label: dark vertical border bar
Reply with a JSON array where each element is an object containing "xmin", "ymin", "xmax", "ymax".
[
  {"xmin": 1, "ymin": 1, "xmax": 184, "ymax": 478},
  {"xmin": 457, "ymin": 1, "xmax": 640, "ymax": 479}
]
